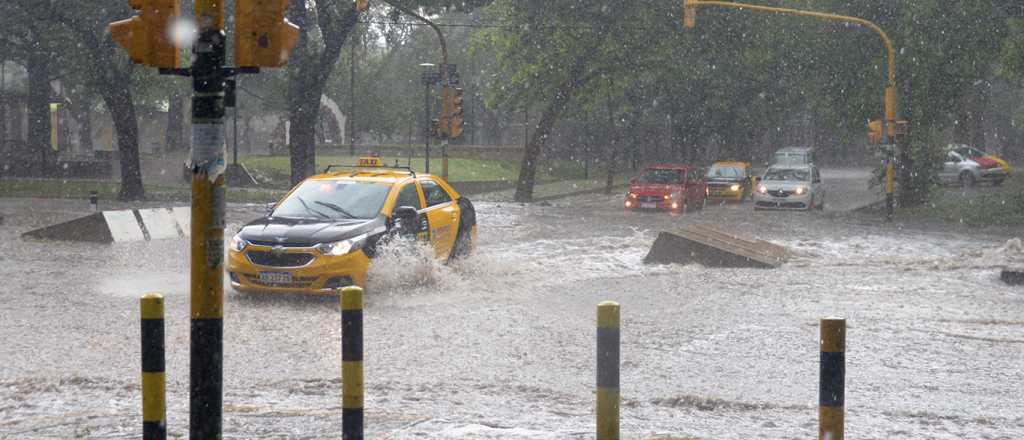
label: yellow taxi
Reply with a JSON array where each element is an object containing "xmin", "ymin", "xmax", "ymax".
[
  {"xmin": 227, "ymin": 157, "xmax": 477, "ymax": 294},
  {"xmin": 705, "ymin": 161, "xmax": 757, "ymax": 202}
]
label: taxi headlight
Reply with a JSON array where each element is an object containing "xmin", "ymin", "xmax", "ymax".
[
  {"xmin": 730, "ymin": 184, "xmax": 740, "ymax": 191},
  {"xmin": 795, "ymin": 187, "xmax": 806, "ymax": 195},
  {"xmin": 316, "ymin": 234, "xmax": 367, "ymax": 256},
  {"xmin": 230, "ymin": 234, "xmax": 249, "ymax": 252}
]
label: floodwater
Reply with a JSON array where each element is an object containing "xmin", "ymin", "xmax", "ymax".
[{"xmin": 1, "ymin": 169, "xmax": 1022, "ymax": 439}]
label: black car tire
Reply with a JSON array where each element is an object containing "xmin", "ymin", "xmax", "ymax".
[{"xmin": 959, "ymin": 171, "xmax": 976, "ymax": 187}]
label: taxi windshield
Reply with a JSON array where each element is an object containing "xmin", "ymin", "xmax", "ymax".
[
  {"xmin": 273, "ymin": 180, "xmax": 391, "ymax": 220},
  {"xmin": 764, "ymin": 168, "xmax": 810, "ymax": 182},
  {"xmin": 707, "ymin": 165, "xmax": 743, "ymax": 179},
  {"xmin": 638, "ymin": 169, "xmax": 683, "ymax": 184}
]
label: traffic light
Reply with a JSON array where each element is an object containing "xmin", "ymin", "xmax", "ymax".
[
  {"xmin": 868, "ymin": 119, "xmax": 883, "ymax": 144},
  {"xmin": 356, "ymin": 0, "xmax": 370, "ymax": 12},
  {"xmin": 683, "ymin": 0, "xmax": 696, "ymax": 28},
  {"xmin": 235, "ymin": 0, "xmax": 301, "ymax": 68},
  {"xmin": 450, "ymin": 87, "xmax": 464, "ymax": 139},
  {"xmin": 108, "ymin": 0, "xmax": 182, "ymax": 68}
]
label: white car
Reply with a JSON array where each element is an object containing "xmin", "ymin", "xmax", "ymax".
[{"xmin": 753, "ymin": 165, "xmax": 825, "ymax": 211}]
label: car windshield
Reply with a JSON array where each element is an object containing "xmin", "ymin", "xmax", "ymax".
[
  {"xmin": 773, "ymin": 152, "xmax": 807, "ymax": 165},
  {"xmin": 707, "ymin": 165, "xmax": 743, "ymax": 179},
  {"xmin": 638, "ymin": 169, "xmax": 683, "ymax": 184},
  {"xmin": 956, "ymin": 147, "xmax": 986, "ymax": 158},
  {"xmin": 273, "ymin": 180, "xmax": 391, "ymax": 220},
  {"xmin": 763, "ymin": 168, "xmax": 810, "ymax": 182}
]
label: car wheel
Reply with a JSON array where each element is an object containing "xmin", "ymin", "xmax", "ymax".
[
  {"xmin": 959, "ymin": 171, "xmax": 976, "ymax": 187},
  {"xmin": 993, "ymin": 179, "xmax": 1004, "ymax": 186},
  {"xmin": 449, "ymin": 228, "xmax": 473, "ymax": 261},
  {"xmin": 816, "ymin": 196, "xmax": 825, "ymax": 210}
]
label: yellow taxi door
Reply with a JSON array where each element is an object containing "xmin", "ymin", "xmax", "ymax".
[
  {"xmin": 391, "ymin": 180, "xmax": 429, "ymax": 241},
  {"xmin": 419, "ymin": 179, "xmax": 460, "ymax": 258}
]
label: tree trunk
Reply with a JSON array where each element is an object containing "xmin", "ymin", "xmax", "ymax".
[
  {"xmin": 514, "ymin": 56, "xmax": 590, "ymax": 203},
  {"xmin": 604, "ymin": 100, "xmax": 618, "ymax": 195},
  {"xmin": 26, "ymin": 55, "xmax": 51, "ymax": 170},
  {"xmin": 165, "ymin": 89, "xmax": 186, "ymax": 152},
  {"xmin": 100, "ymin": 77, "xmax": 145, "ymax": 201},
  {"xmin": 285, "ymin": 0, "xmax": 360, "ymax": 186}
]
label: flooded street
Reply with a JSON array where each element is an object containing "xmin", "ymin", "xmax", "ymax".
[{"xmin": 1, "ymin": 169, "xmax": 1022, "ymax": 439}]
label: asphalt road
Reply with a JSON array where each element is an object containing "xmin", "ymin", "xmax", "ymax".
[{"xmin": 1, "ymin": 168, "xmax": 1022, "ymax": 439}]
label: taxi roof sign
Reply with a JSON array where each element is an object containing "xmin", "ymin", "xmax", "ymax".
[{"xmin": 357, "ymin": 156, "xmax": 384, "ymax": 167}]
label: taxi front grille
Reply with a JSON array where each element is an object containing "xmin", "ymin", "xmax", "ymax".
[{"xmin": 246, "ymin": 251, "xmax": 316, "ymax": 267}]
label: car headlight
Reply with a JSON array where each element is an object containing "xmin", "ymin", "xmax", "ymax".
[
  {"xmin": 628, "ymin": 192, "xmax": 637, "ymax": 199},
  {"xmin": 230, "ymin": 234, "xmax": 249, "ymax": 252},
  {"xmin": 316, "ymin": 234, "xmax": 367, "ymax": 256},
  {"xmin": 758, "ymin": 185, "xmax": 768, "ymax": 194},
  {"xmin": 795, "ymin": 187, "xmax": 806, "ymax": 195},
  {"xmin": 729, "ymin": 184, "xmax": 740, "ymax": 191}
]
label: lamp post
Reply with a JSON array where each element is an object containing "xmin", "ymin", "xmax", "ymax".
[{"xmin": 420, "ymin": 63, "xmax": 436, "ymax": 173}]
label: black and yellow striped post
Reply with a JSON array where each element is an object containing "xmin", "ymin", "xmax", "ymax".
[
  {"xmin": 140, "ymin": 293, "xmax": 166, "ymax": 440},
  {"xmin": 596, "ymin": 301, "xmax": 620, "ymax": 440},
  {"xmin": 819, "ymin": 317, "xmax": 846, "ymax": 440},
  {"xmin": 341, "ymin": 286, "xmax": 364, "ymax": 439}
]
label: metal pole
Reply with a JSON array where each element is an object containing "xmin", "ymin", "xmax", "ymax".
[
  {"xmin": 424, "ymin": 79, "xmax": 431, "ymax": 173},
  {"xmin": 596, "ymin": 301, "xmax": 620, "ymax": 440},
  {"xmin": 349, "ymin": 40, "xmax": 356, "ymax": 157},
  {"xmin": 190, "ymin": 2, "xmax": 226, "ymax": 437},
  {"xmin": 819, "ymin": 317, "xmax": 846, "ymax": 440},
  {"xmin": 232, "ymin": 79, "xmax": 239, "ymax": 166},
  {"xmin": 341, "ymin": 286, "xmax": 364, "ymax": 439},
  {"xmin": 141, "ymin": 293, "xmax": 167, "ymax": 440}
]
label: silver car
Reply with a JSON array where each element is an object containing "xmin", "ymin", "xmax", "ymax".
[
  {"xmin": 939, "ymin": 150, "xmax": 1009, "ymax": 186},
  {"xmin": 753, "ymin": 165, "xmax": 825, "ymax": 211}
]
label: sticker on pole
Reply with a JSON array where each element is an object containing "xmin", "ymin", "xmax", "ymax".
[{"xmin": 192, "ymin": 123, "xmax": 226, "ymax": 181}]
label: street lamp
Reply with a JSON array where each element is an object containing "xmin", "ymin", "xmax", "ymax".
[{"xmin": 420, "ymin": 63, "xmax": 437, "ymax": 173}]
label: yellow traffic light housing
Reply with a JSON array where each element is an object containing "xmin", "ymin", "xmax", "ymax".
[
  {"xmin": 235, "ymin": 0, "xmax": 301, "ymax": 68},
  {"xmin": 683, "ymin": 0, "xmax": 697, "ymax": 28},
  {"xmin": 450, "ymin": 87, "xmax": 464, "ymax": 139},
  {"xmin": 108, "ymin": 0, "xmax": 182, "ymax": 68}
]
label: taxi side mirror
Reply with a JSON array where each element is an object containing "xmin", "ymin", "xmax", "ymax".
[
  {"xmin": 393, "ymin": 206, "xmax": 420, "ymax": 235},
  {"xmin": 264, "ymin": 202, "xmax": 276, "ymax": 215}
]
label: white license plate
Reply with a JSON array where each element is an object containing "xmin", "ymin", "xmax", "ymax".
[
  {"xmin": 640, "ymin": 203, "xmax": 657, "ymax": 209},
  {"xmin": 259, "ymin": 272, "xmax": 293, "ymax": 284}
]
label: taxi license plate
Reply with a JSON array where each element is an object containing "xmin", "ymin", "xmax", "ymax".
[
  {"xmin": 640, "ymin": 203, "xmax": 657, "ymax": 209},
  {"xmin": 259, "ymin": 272, "xmax": 293, "ymax": 284}
]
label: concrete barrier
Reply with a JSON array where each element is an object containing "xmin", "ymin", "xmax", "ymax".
[
  {"xmin": 643, "ymin": 224, "xmax": 793, "ymax": 268},
  {"xmin": 22, "ymin": 208, "xmax": 189, "ymax": 243}
]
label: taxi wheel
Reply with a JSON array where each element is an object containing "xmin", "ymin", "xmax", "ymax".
[
  {"xmin": 450, "ymin": 229, "xmax": 472, "ymax": 260},
  {"xmin": 959, "ymin": 171, "xmax": 975, "ymax": 187}
]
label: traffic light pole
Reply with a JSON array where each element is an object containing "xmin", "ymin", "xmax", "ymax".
[
  {"xmin": 684, "ymin": 0, "xmax": 898, "ymax": 220},
  {"xmin": 189, "ymin": 4, "xmax": 227, "ymax": 436}
]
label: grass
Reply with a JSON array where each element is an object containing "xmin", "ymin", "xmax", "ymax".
[
  {"xmin": 242, "ymin": 154, "xmax": 588, "ymax": 187},
  {"xmin": 0, "ymin": 178, "xmax": 285, "ymax": 205},
  {"xmin": 901, "ymin": 174, "xmax": 1024, "ymax": 227}
]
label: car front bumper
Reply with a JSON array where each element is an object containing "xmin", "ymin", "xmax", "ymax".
[
  {"xmin": 707, "ymin": 186, "xmax": 744, "ymax": 201},
  {"xmin": 753, "ymin": 192, "xmax": 812, "ymax": 210},
  {"xmin": 227, "ymin": 246, "xmax": 370, "ymax": 295}
]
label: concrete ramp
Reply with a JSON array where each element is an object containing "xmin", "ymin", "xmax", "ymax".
[
  {"xmin": 644, "ymin": 224, "xmax": 793, "ymax": 268},
  {"xmin": 22, "ymin": 208, "xmax": 189, "ymax": 243}
]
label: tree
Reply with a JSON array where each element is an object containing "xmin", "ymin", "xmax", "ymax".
[{"xmin": 12, "ymin": 0, "xmax": 148, "ymax": 200}]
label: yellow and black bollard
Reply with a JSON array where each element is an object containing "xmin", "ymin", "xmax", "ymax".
[
  {"xmin": 819, "ymin": 317, "xmax": 846, "ymax": 440},
  {"xmin": 341, "ymin": 286, "xmax": 364, "ymax": 439},
  {"xmin": 140, "ymin": 293, "xmax": 166, "ymax": 440},
  {"xmin": 596, "ymin": 301, "xmax": 620, "ymax": 440}
]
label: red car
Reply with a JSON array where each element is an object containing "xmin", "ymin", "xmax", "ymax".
[{"xmin": 625, "ymin": 164, "xmax": 708, "ymax": 213}]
